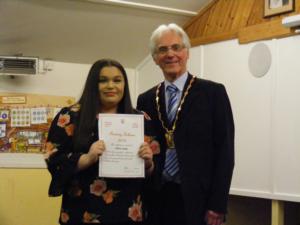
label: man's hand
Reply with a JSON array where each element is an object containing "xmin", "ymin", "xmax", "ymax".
[{"xmin": 205, "ymin": 210, "xmax": 224, "ymax": 225}]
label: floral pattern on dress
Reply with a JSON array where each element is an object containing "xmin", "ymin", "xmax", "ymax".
[
  {"xmin": 82, "ymin": 211, "xmax": 101, "ymax": 223},
  {"xmin": 102, "ymin": 190, "xmax": 120, "ymax": 204},
  {"xmin": 128, "ymin": 195, "xmax": 143, "ymax": 222},
  {"xmin": 150, "ymin": 140, "xmax": 160, "ymax": 154},
  {"xmin": 65, "ymin": 124, "xmax": 75, "ymax": 136},
  {"xmin": 90, "ymin": 179, "xmax": 120, "ymax": 204},
  {"xmin": 90, "ymin": 179, "xmax": 107, "ymax": 196},
  {"xmin": 60, "ymin": 210, "xmax": 70, "ymax": 223},
  {"xmin": 56, "ymin": 112, "xmax": 75, "ymax": 136},
  {"xmin": 144, "ymin": 136, "xmax": 160, "ymax": 155},
  {"xmin": 57, "ymin": 113, "xmax": 70, "ymax": 128}
]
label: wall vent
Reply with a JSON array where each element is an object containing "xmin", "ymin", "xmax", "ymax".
[{"xmin": 0, "ymin": 56, "xmax": 38, "ymax": 76}]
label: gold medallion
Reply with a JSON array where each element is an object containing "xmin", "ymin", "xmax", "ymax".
[
  {"xmin": 156, "ymin": 76, "xmax": 196, "ymax": 150},
  {"xmin": 165, "ymin": 131, "xmax": 175, "ymax": 149}
]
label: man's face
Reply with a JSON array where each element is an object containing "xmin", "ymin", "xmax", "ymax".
[{"xmin": 153, "ymin": 31, "xmax": 189, "ymax": 82}]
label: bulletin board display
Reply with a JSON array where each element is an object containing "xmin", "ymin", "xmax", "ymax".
[{"xmin": 0, "ymin": 93, "xmax": 75, "ymax": 154}]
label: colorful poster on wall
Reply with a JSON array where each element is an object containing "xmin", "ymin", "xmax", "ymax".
[
  {"xmin": 31, "ymin": 107, "xmax": 47, "ymax": 124},
  {"xmin": 10, "ymin": 108, "xmax": 31, "ymax": 127},
  {"xmin": 0, "ymin": 123, "xmax": 6, "ymax": 138},
  {"xmin": 0, "ymin": 110, "xmax": 9, "ymax": 121},
  {"xmin": 0, "ymin": 93, "xmax": 75, "ymax": 169}
]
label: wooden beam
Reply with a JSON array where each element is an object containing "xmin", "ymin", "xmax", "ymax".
[
  {"xmin": 271, "ymin": 200, "xmax": 284, "ymax": 225},
  {"xmin": 190, "ymin": 30, "xmax": 237, "ymax": 46},
  {"xmin": 238, "ymin": 19, "xmax": 294, "ymax": 43}
]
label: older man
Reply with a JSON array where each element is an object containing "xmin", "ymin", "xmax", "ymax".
[{"xmin": 137, "ymin": 23, "xmax": 234, "ymax": 225}]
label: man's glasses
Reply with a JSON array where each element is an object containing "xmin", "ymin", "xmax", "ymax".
[{"xmin": 156, "ymin": 44, "xmax": 186, "ymax": 55}]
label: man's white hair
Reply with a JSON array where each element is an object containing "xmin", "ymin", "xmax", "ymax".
[{"xmin": 149, "ymin": 23, "xmax": 191, "ymax": 56}]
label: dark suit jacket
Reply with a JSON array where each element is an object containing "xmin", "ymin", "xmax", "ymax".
[{"xmin": 137, "ymin": 74, "xmax": 234, "ymax": 225}]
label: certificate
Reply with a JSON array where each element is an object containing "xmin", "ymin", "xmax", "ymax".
[{"xmin": 98, "ymin": 114, "xmax": 144, "ymax": 178}]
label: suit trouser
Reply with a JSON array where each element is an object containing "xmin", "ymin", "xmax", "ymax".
[{"xmin": 154, "ymin": 181, "xmax": 187, "ymax": 225}]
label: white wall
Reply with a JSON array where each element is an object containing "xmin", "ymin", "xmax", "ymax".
[
  {"xmin": 272, "ymin": 36, "xmax": 300, "ymax": 199},
  {"xmin": 136, "ymin": 55, "xmax": 163, "ymax": 95},
  {"xmin": 136, "ymin": 35, "xmax": 300, "ymax": 203},
  {"xmin": 201, "ymin": 37, "xmax": 300, "ymax": 202},
  {"xmin": 188, "ymin": 45, "xmax": 203, "ymax": 76},
  {"xmin": 0, "ymin": 61, "xmax": 137, "ymax": 104}
]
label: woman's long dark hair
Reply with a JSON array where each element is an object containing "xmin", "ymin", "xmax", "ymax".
[{"xmin": 73, "ymin": 59, "xmax": 134, "ymax": 151}]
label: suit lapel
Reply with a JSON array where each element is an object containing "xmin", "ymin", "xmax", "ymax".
[
  {"xmin": 176, "ymin": 73, "xmax": 198, "ymax": 129},
  {"xmin": 181, "ymin": 73, "xmax": 193, "ymax": 100},
  {"xmin": 157, "ymin": 82, "xmax": 172, "ymax": 127}
]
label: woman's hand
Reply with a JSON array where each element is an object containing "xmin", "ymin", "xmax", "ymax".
[
  {"xmin": 205, "ymin": 210, "xmax": 224, "ymax": 225},
  {"xmin": 77, "ymin": 140, "xmax": 106, "ymax": 171},
  {"xmin": 88, "ymin": 140, "xmax": 106, "ymax": 160},
  {"xmin": 138, "ymin": 142, "xmax": 154, "ymax": 173}
]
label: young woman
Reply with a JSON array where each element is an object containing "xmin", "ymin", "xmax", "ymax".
[{"xmin": 44, "ymin": 59, "xmax": 156, "ymax": 225}]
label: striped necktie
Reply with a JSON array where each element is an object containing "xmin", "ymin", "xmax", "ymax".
[
  {"xmin": 166, "ymin": 84, "xmax": 179, "ymax": 122},
  {"xmin": 164, "ymin": 84, "xmax": 180, "ymax": 178}
]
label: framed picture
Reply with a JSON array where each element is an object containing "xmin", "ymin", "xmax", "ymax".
[{"xmin": 264, "ymin": 0, "xmax": 294, "ymax": 17}]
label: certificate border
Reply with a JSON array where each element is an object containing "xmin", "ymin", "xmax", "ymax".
[{"xmin": 98, "ymin": 114, "xmax": 145, "ymax": 178}]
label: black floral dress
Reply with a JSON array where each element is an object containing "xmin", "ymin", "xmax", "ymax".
[{"xmin": 44, "ymin": 105, "xmax": 159, "ymax": 225}]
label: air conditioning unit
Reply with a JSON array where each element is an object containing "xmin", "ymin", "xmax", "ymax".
[
  {"xmin": 0, "ymin": 56, "xmax": 39, "ymax": 76},
  {"xmin": 282, "ymin": 14, "xmax": 300, "ymax": 28}
]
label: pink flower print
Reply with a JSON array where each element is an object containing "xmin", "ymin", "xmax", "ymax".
[
  {"xmin": 65, "ymin": 124, "xmax": 75, "ymax": 136},
  {"xmin": 82, "ymin": 211, "xmax": 101, "ymax": 223},
  {"xmin": 57, "ymin": 113, "xmax": 70, "ymax": 128},
  {"xmin": 60, "ymin": 211, "xmax": 70, "ymax": 223},
  {"xmin": 90, "ymin": 179, "xmax": 107, "ymax": 196},
  {"xmin": 102, "ymin": 190, "xmax": 119, "ymax": 204},
  {"xmin": 128, "ymin": 195, "xmax": 143, "ymax": 222},
  {"xmin": 150, "ymin": 140, "xmax": 160, "ymax": 154}
]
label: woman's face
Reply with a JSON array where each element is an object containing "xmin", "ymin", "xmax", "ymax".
[{"xmin": 98, "ymin": 66, "xmax": 125, "ymax": 110}]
